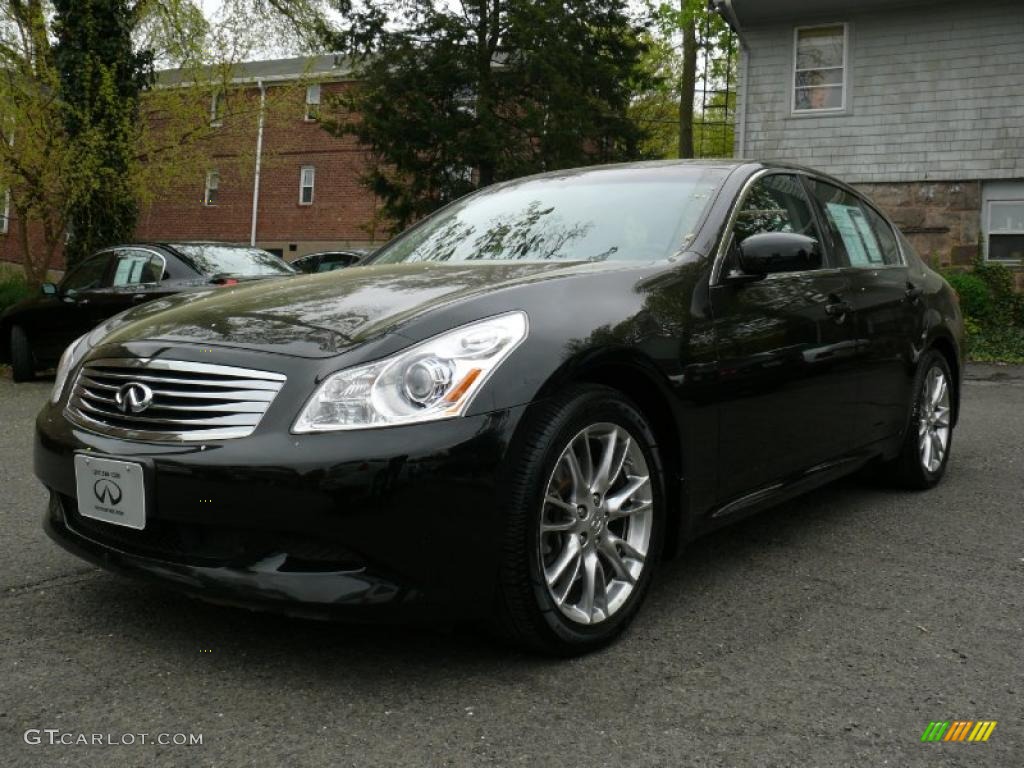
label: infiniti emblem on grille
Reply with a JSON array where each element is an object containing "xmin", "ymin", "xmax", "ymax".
[{"xmin": 115, "ymin": 382, "xmax": 154, "ymax": 414}]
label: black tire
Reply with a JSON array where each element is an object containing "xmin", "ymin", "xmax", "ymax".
[
  {"xmin": 493, "ymin": 385, "xmax": 666, "ymax": 656},
  {"xmin": 882, "ymin": 350, "xmax": 955, "ymax": 490},
  {"xmin": 10, "ymin": 325, "xmax": 35, "ymax": 383}
]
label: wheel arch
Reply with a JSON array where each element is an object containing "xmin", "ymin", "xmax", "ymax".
[{"xmin": 533, "ymin": 349, "xmax": 688, "ymax": 559}]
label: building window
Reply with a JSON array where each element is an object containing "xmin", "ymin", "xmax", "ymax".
[
  {"xmin": 793, "ymin": 24, "xmax": 847, "ymax": 113},
  {"xmin": 986, "ymin": 201, "xmax": 1024, "ymax": 263},
  {"xmin": 305, "ymin": 84, "xmax": 321, "ymax": 121},
  {"xmin": 204, "ymin": 171, "xmax": 220, "ymax": 207},
  {"xmin": 210, "ymin": 91, "xmax": 224, "ymax": 127},
  {"xmin": 0, "ymin": 190, "xmax": 9, "ymax": 234},
  {"xmin": 299, "ymin": 166, "xmax": 315, "ymax": 205}
]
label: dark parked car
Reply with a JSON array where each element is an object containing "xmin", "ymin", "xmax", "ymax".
[
  {"xmin": 35, "ymin": 161, "xmax": 964, "ymax": 655},
  {"xmin": 291, "ymin": 250, "xmax": 366, "ymax": 273},
  {"xmin": 2, "ymin": 242, "xmax": 295, "ymax": 381}
]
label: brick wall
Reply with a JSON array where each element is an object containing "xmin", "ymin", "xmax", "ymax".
[
  {"xmin": 136, "ymin": 81, "xmax": 383, "ymax": 259},
  {"xmin": 0, "ymin": 79, "xmax": 383, "ymax": 273}
]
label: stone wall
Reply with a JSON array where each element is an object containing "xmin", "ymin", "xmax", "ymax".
[
  {"xmin": 856, "ymin": 180, "xmax": 1024, "ymax": 291},
  {"xmin": 855, "ymin": 181, "xmax": 982, "ymax": 268}
]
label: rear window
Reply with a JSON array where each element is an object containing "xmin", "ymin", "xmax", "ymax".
[{"xmin": 172, "ymin": 245, "xmax": 295, "ymax": 277}]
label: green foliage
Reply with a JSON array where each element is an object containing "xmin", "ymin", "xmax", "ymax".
[
  {"xmin": 630, "ymin": 1, "xmax": 737, "ymax": 159},
  {"xmin": 943, "ymin": 271, "xmax": 992, "ymax": 321},
  {"xmin": 53, "ymin": 0, "xmax": 154, "ymax": 269},
  {"xmin": 942, "ymin": 261, "xmax": 1024, "ymax": 362},
  {"xmin": 965, "ymin": 325, "xmax": 1024, "ymax": 364},
  {"xmin": 0, "ymin": 270, "xmax": 31, "ymax": 314},
  {"xmin": 324, "ymin": 0, "xmax": 653, "ymax": 231}
]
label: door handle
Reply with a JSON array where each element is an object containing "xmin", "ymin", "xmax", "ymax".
[
  {"xmin": 905, "ymin": 283, "xmax": 924, "ymax": 302},
  {"xmin": 825, "ymin": 296, "xmax": 852, "ymax": 322},
  {"xmin": 132, "ymin": 293, "xmax": 148, "ymax": 303}
]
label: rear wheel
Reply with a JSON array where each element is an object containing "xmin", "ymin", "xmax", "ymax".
[
  {"xmin": 494, "ymin": 385, "xmax": 665, "ymax": 655},
  {"xmin": 883, "ymin": 350, "xmax": 954, "ymax": 490},
  {"xmin": 10, "ymin": 325, "xmax": 34, "ymax": 382}
]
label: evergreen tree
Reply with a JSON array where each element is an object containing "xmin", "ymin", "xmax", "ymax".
[
  {"xmin": 52, "ymin": 0, "xmax": 153, "ymax": 268},
  {"xmin": 325, "ymin": 0, "xmax": 653, "ymax": 231}
]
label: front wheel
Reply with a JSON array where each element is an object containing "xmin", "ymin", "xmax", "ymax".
[
  {"xmin": 10, "ymin": 325, "xmax": 35, "ymax": 383},
  {"xmin": 883, "ymin": 350, "xmax": 955, "ymax": 490},
  {"xmin": 494, "ymin": 385, "xmax": 666, "ymax": 655}
]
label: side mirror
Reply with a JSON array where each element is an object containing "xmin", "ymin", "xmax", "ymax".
[
  {"xmin": 41, "ymin": 282, "xmax": 58, "ymax": 297},
  {"xmin": 736, "ymin": 232, "xmax": 822, "ymax": 277}
]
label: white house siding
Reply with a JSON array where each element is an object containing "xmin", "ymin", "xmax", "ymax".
[
  {"xmin": 735, "ymin": 0, "xmax": 1024, "ymax": 278},
  {"xmin": 738, "ymin": 1, "xmax": 1024, "ymax": 184}
]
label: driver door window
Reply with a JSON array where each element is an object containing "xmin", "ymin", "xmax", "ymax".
[
  {"xmin": 61, "ymin": 253, "xmax": 115, "ymax": 297},
  {"xmin": 733, "ymin": 174, "xmax": 823, "ymax": 254}
]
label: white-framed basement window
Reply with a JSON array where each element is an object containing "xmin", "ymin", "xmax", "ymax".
[
  {"xmin": 204, "ymin": 171, "xmax": 220, "ymax": 207},
  {"xmin": 305, "ymin": 84, "xmax": 322, "ymax": 121},
  {"xmin": 299, "ymin": 166, "xmax": 315, "ymax": 205},
  {"xmin": 986, "ymin": 200, "xmax": 1024, "ymax": 263},
  {"xmin": 793, "ymin": 24, "xmax": 848, "ymax": 114}
]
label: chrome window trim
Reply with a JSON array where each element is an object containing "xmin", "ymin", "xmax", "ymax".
[{"xmin": 712, "ymin": 168, "xmax": 907, "ymax": 286}]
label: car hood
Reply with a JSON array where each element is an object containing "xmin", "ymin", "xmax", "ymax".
[{"xmin": 96, "ymin": 260, "xmax": 637, "ymax": 358}]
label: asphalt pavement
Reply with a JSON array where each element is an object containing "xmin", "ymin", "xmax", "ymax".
[{"xmin": 1, "ymin": 365, "xmax": 1021, "ymax": 767}]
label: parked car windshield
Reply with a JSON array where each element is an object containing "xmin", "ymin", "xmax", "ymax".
[
  {"xmin": 171, "ymin": 245, "xmax": 295, "ymax": 277},
  {"xmin": 371, "ymin": 165, "xmax": 730, "ymax": 265}
]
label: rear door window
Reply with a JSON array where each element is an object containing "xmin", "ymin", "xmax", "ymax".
[
  {"xmin": 112, "ymin": 249, "xmax": 165, "ymax": 287},
  {"xmin": 808, "ymin": 181, "xmax": 900, "ymax": 267}
]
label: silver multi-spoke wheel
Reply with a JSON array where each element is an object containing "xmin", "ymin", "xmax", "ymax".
[
  {"xmin": 540, "ymin": 423, "xmax": 654, "ymax": 626},
  {"xmin": 918, "ymin": 366, "xmax": 952, "ymax": 473}
]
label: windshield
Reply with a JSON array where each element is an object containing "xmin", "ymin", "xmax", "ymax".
[
  {"xmin": 371, "ymin": 166, "xmax": 729, "ymax": 265},
  {"xmin": 172, "ymin": 245, "xmax": 295, "ymax": 277}
]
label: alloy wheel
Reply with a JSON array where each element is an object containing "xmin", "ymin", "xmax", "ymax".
[
  {"xmin": 918, "ymin": 366, "xmax": 952, "ymax": 473},
  {"xmin": 539, "ymin": 423, "xmax": 654, "ymax": 625}
]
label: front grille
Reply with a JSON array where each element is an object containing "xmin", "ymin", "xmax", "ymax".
[{"xmin": 66, "ymin": 357, "xmax": 286, "ymax": 441}]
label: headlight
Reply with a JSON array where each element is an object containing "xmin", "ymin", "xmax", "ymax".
[
  {"xmin": 51, "ymin": 334, "xmax": 90, "ymax": 404},
  {"xmin": 293, "ymin": 312, "xmax": 528, "ymax": 432}
]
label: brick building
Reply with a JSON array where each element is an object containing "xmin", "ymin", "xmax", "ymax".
[
  {"xmin": 0, "ymin": 54, "xmax": 383, "ymax": 272},
  {"xmin": 713, "ymin": 0, "xmax": 1024, "ymax": 288}
]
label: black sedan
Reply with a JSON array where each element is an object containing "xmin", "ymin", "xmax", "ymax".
[
  {"xmin": 34, "ymin": 161, "xmax": 964, "ymax": 655},
  {"xmin": 290, "ymin": 250, "xmax": 367, "ymax": 273},
  {"xmin": 2, "ymin": 242, "xmax": 294, "ymax": 381}
]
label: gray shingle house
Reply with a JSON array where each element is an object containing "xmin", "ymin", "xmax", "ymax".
[{"xmin": 712, "ymin": 0, "xmax": 1024, "ymax": 287}]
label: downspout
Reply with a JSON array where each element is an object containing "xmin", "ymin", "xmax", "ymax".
[
  {"xmin": 710, "ymin": 0, "xmax": 749, "ymax": 158},
  {"xmin": 250, "ymin": 79, "xmax": 267, "ymax": 247}
]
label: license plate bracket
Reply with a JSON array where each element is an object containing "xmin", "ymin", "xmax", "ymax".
[{"xmin": 73, "ymin": 454, "xmax": 147, "ymax": 530}]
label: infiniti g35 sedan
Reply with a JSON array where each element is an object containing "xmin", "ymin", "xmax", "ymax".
[{"xmin": 35, "ymin": 161, "xmax": 964, "ymax": 655}]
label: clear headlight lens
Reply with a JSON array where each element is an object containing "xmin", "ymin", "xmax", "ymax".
[
  {"xmin": 293, "ymin": 312, "xmax": 528, "ymax": 433},
  {"xmin": 51, "ymin": 334, "xmax": 90, "ymax": 404}
]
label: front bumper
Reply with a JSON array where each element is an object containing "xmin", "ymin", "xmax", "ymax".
[{"xmin": 36, "ymin": 401, "xmax": 528, "ymax": 621}]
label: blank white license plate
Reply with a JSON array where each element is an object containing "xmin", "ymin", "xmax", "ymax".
[{"xmin": 74, "ymin": 455, "xmax": 146, "ymax": 530}]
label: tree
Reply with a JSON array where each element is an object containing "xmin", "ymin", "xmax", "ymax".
[
  {"xmin": 630, "ymin": 1, "xmax": 736, "ymax": 160},
  {"xmin": 0, "ymin": 0, "xmax": 326, "ymax": 286},
  {"xmin": 323, "ymin": 0, "xmax": 653, "ymax": 231},
  {"xmin": 52, "ymin": 0, "xmax": 154, "ymax": 268}
]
